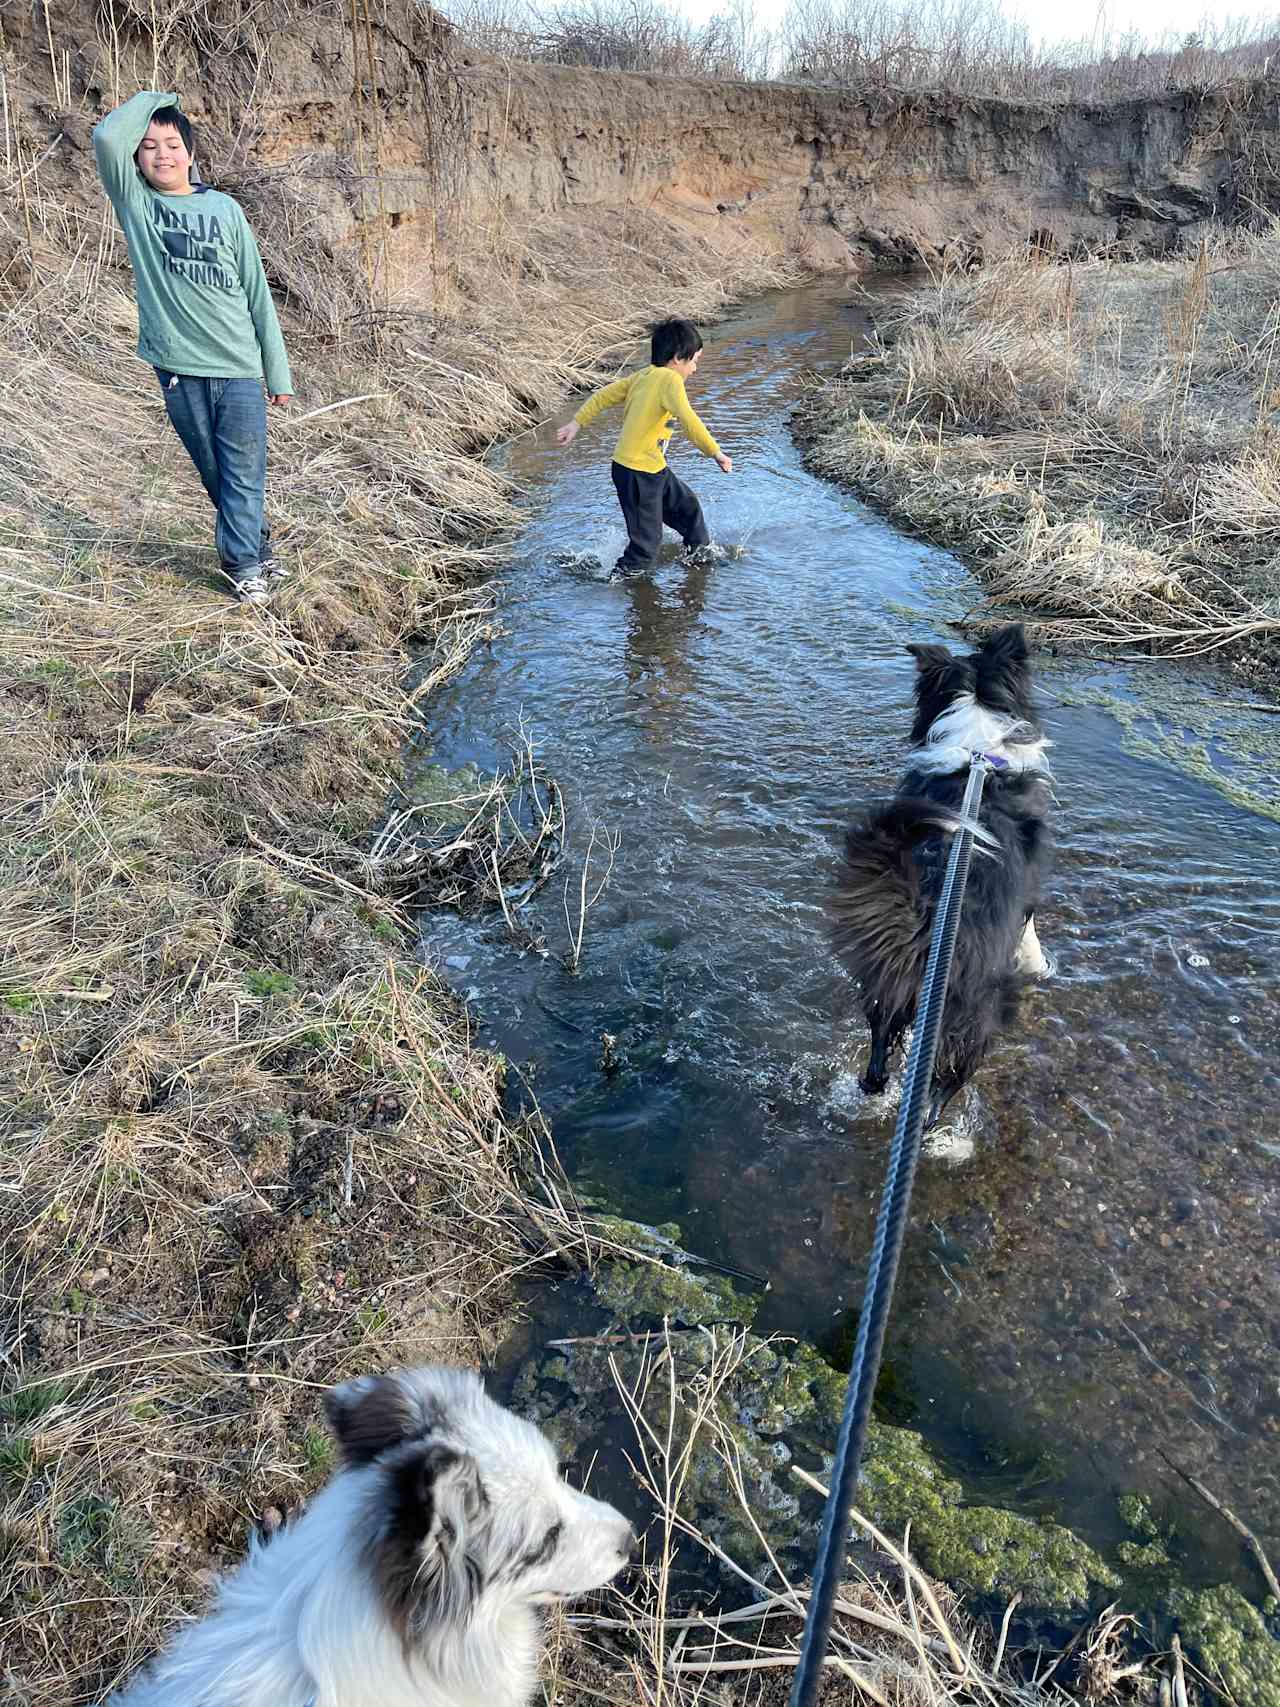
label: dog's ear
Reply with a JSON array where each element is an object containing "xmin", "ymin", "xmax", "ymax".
[
  {"xmin": 388, "ymin": 1441, "xmax": 487, "ymax": 1544},
  {"xmin": 325, "ymin": 1373, "xmax": 418, "ymax": 1466},
  {"xmin": 375, "ymin": 1442, "xmax": 489, "ymax": 1637},
  {"xmin": 906, "ymin": 642, "xmax": 954, "ymax": 673},
  {"xmin": 979, "ymin": 623, "xmax": 1027, "ymax": 663}
]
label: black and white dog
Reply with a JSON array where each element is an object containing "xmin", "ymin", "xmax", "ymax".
[
  {"xmin": 830, "ymin": 624, "xmax": 1053, "ymax": 1126},
  {"xmin": 110, "ymin": 1366, "xmax": 634, "ymax": 1707}
]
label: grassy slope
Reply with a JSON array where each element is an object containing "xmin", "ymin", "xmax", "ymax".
[{"xmin": 0, "ymin": 100, "xmax": 789, "ymax": 1698}]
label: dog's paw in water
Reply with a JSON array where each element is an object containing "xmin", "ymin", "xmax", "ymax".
[
  {"xmin": 1014, "ymin": 915, "xmax": 1053, "ymax": 978},
  {"xmin": 923, "ymin": 1116, "xmax": 977, "ymax": 1164}
]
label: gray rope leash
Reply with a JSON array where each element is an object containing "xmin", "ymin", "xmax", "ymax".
[{"xmin": 789, "ymin": 755, "xmax": 991, "ymax": 1707}]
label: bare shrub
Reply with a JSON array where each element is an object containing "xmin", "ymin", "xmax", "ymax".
[
  {"xmin": 447, "ymin": 0, "xmax": 1280, "ymax": 99},
  {"xmin": 778, "ymin": 0, "xmax": 1280, "ymax": 98},
  {"xmin": 446, "ymin": 0, "xmax": 776, "ymax": 78}
]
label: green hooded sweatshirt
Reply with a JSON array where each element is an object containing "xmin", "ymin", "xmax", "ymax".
[{"xmin": 92, "ymin": 91, "xmax": 293, "ymax": 396}]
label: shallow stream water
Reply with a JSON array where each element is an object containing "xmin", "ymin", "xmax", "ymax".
[{"xmin": 417, "ymin": 280, "xmax": 1280, "ymax": 1590}]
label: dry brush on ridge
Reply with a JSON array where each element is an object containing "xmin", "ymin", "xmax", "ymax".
[{"xmin": 799, "ymin": 233, "xmax": 1280, "ymax": 684}]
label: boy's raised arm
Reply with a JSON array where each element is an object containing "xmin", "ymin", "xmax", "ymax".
[
  {"xmin": 574, "ymin": 375, "xmax": 632, "ymax": 429},
  {"xmin": 234, "ymin": 211, "xmax": 294, "ymax": 397},
  {"xmin": 662, "ymin": 371, "xmax": 721, "ymax": 460},
  {"xmin": 93, "ymin": 90, "xmax": 179, "ymax": 209}
]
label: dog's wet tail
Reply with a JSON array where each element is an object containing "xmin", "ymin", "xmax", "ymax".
[{"xmin": 828, "ymin": 797, "xmax": 953, "ymax": 1014}]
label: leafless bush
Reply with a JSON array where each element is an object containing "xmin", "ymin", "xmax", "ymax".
[
  {"xmin": 446, "ymin": 0, "xmax": 776, "ymax": 79},
  {"xmin": 447, "ymin": 0, "xmax": 1280, "ymax": 99},
  {"xmin": 780, "ymin": 0, "xmax": 1280, "ymax": 98}
]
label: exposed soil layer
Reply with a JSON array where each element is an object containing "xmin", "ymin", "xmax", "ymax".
[{"xmin": 8, "ymin": 2, "xmax": 1280, "ymax": 293}]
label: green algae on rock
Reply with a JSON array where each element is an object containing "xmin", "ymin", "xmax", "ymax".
[
  {"xmin": 1171, "ymin": 1584, "xmax": 1280, "ymax": 1707},
  {"xmin": 518, "ymin": 1217, "xmax": 1117, "ymax": 1613},
  {"xmin": 858, "ymin": 1417, "xmax": 1118, "ymax": 1610}
]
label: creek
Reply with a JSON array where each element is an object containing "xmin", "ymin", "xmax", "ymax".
[{"xmin": 416, "ymin": 278, "xmax": 1280, "ymax": 1590}]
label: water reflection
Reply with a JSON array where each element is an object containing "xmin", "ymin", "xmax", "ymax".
[{"xmin": 623, "ymin": 557, "xmax": 714, "ymax": 732}]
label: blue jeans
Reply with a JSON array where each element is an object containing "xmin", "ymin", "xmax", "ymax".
[{"xmin": 156, "ymin": 371, "xmax": 270, "ymax": 583}]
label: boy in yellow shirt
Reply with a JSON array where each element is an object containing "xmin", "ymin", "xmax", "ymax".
[{"xmin": 556, "ymin": 318, "xmax": 732, "ymax": 572}]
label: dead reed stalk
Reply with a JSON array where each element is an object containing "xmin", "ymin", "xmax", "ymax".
[{"xmin": 802, "ymin": 236, "xmax": 1280, "ymax": 675}]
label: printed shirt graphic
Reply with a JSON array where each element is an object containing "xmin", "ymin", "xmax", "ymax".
[
  {"xmin": 92, "ymin": 91, "xmax": 293, "ymax": 395},
  {"xmin": 574, "ymin": 365, "xmax": 721, "ymax": 473}
]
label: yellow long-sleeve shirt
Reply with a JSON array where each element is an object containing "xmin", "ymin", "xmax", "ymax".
[{"xmin": 574, "ymin": 365, "xmax": 721, "ymax": 474}]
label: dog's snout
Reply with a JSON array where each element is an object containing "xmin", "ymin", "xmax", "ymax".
[{"xmin": 617, "ymin": 1521, "xmax": 637, "ymax": 1561}]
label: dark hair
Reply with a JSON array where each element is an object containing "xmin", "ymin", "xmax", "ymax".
[
  {"xmin": 135, "ymin": 105, "xmax": 195, "ymax": 162},
  {"xmin": 651, "ymin": 318, "xmax": 703, "ymax": 366}
]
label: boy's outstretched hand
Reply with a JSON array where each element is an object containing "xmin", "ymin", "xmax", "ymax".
[
  {"xmin": 716, "ymin": 453, "xmax": 733, "ymax": 473},
  {"xmin": 555, "ymin": 421, "xmax": 579, "ymax": 448}
]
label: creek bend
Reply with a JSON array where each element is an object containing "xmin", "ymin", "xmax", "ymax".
[{"xmin": 415, "ymin": 279, "xmax": 1280, "ymax": 1587}]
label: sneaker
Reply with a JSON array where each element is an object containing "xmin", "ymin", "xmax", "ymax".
[
  {"xmin": 234, "ymin": 574, "xmax": 271, "ymax": 606},
  {"xmin": 258, "ymin": 552, "xmax": 289, "ymax": 583}
]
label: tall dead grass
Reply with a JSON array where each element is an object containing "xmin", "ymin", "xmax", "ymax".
[
  {"xmin": 801, "ymin": 234, "xmax": 1280, "ymax": 668},
  {"xmin": 0, "ymin": 22, "xmax": 794, "ymax": 1694}
]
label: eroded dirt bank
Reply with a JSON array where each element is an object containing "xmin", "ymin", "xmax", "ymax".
[{"xmin": 7, "ymin": 1, "xmax": 1280, "ymax": 292}]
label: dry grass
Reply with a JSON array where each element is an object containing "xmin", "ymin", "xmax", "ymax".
[
  {"xmin": 800, "ymin": 235, "xmax": 1280, "ymax": 670},
  {"xmin": 0, "ymin": 25, "xmax": 794, "ymax": 1694}
]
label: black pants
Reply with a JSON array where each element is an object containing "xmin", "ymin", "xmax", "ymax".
[{"xmin": 611, "ymin": 460, "xmax": 710, "ymax": 570}]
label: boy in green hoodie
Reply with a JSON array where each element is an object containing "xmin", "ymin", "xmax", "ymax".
[{"xmin": 93, "ymin": 91, "xmax": 294, "ymax": 604}]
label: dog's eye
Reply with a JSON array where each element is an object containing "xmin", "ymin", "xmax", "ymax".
[{"xmin": 516, "ymin": 1519, "xmax": 563, "ymax": 1577}]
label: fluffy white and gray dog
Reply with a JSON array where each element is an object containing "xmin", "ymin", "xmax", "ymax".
[{"xmin": 108, "ymin": 1365, "xmax": 634, "ymax": 1707}]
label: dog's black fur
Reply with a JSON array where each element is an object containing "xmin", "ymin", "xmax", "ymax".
[{"xmin": 830, "ymin": 624, "xmax": 1053, "ymax": 1125}]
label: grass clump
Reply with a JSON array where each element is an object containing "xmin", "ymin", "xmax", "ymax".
[{"xmin": 800, "ymin": 235, "xmax": 1280, "ymax": 682}]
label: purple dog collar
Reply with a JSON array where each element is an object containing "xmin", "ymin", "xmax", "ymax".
[{"xmin": 977, "ymin": 751, "xmax": 1009, "ymax": 770}]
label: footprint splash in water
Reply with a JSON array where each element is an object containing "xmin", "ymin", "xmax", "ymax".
[{"xmin": 552, "ymin": 541, "xmax": 746, "ymax": 580}]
